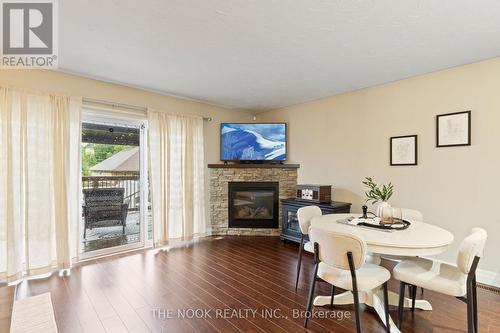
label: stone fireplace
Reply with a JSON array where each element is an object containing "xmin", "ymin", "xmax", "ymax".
[{"xmin": 208, "ymin": 164, "xmax": 299, "ymax": 236}]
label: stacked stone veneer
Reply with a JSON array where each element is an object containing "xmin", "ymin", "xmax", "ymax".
[{"xmin": 209, "ymin": 167, "xmax": 298, "ymax": 236}]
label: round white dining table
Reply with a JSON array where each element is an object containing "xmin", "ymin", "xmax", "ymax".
[{"xmin": 310, "ymin": 213, "xmax": 454, "ymax": 333}]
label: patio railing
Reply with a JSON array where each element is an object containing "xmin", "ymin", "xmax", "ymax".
[{"xmin": 82, "ymin": 175, "xmax": 140, "ymax": 211}]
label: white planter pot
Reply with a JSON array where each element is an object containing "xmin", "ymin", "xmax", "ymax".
[{"xmin": 375, "ymin": 201, "xmax": 391, "ymax": 217}]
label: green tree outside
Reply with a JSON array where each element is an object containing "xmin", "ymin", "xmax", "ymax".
[{"xmin": 82, "ymin": 144, "xmax": 133, "ymax": 176}]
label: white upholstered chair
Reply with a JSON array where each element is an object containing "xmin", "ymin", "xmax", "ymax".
[
  {"xmin": 393, "ymin": 228, "xmax": 487, "ymax": 333},
  {"xmin": 401, "ymin": 208, "xmax": 424, "ymax": 223},
  {"xmin": 295, "ymin": 205, "xmax": 322, "ymax": 290},
  {"xmin": 305, "ymin": 227, "xmax": 391, "ymax": 333},
  {"xmin": 382, "ymin": 208, "xmax": 425, "ymax": 298}
]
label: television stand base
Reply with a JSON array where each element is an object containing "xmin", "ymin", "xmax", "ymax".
[{"xmin": 242, "ymin": 160, "xmax": 264, "ymax": 164}]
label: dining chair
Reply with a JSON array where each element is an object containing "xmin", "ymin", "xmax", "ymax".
[
  {"xmin": 401, "ymin": 208, "xmax": 424, "ymax": 223},
  {"xmin": 383, "ymin": 207, "xmax": 424, "ymax": 299},
  {"xmin": 295, "ymin": 205, "xmax": 322, "ymax": 291},
  {"xmin": 304, "ymin": 227, "xmax": 391, "ymax": 333},
  {"xmin": 393, "ymin": 228, "xmax": 488, "ymax": 333}
]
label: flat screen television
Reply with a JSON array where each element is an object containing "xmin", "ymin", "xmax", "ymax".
[{"xmin": 221, "ymin": 123, "xmax": 287, "ymax": 161}]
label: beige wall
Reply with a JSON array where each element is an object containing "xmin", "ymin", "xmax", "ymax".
[
  {"xmin": 259, "ymin": 57, "xmax": 500, "ymax": 279},
  {"xmin": 2, "ymin": 62, "xmax": 498, "ymax": 280},
  {"xmin": 0, "ymin": 70, "xmax": 252, "ymax": 229}
]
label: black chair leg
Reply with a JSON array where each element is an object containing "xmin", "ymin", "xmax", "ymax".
[
  {"xmin": 330, "ymin": 285, "xmax": 335, "ymax": 308},
  {"xmin": 346, "ymin": 252, "xmax": 362, "ymax": 333},
  {"xmin": 295, "ymin": 235, "xmax": 304, "ymax": 291},
  {"xmin": 383, "ymin": 282, "xmax": 390, "ymax": 333},
  {"xmin": 398, "ymin": 282, "xmax": 406, "ymax": 329},
  {"xmin": 472, "ymin": 275, "xmax": 478, "ymax": 332},
  {"xmin": 411, "ymin": 285, "xmax": 417, "ymax": 313},
  {"xmin": 407, "ymin": 285, "xmax": 412, "ymax": 310},
  {"xmin": 353, "ymin": 287, "xmax": 362, "ymax": 333},
  {"xmin": 304, "ymin": 263, "xmax": 318, "ymax": 328},
  {"xmin": 466, "ymin": 281, "xmax": 474, "ymax": 333}
]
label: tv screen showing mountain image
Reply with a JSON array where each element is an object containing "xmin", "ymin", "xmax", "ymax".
[{"xmin": 221, "ymin": 123, "xmax": 287, "ymax": 161}]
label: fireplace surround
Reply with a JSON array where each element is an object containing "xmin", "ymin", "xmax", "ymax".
[{"xmin": 208, "ymin": 163, "xmax": 299, "ymax": 236}]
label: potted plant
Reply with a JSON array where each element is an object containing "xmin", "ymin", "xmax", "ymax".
[{"xmin": 362, "ymin": 177, "xmax": 394, "ymax": 217}]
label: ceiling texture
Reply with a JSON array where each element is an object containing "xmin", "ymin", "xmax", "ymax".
[{"xmin": 59, "ymin": 0, "xmax": 500, "ymax": 111}]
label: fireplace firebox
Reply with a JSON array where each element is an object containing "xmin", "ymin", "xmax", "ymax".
[{"xmin": 228, "ymin": 182, "xmax": 279, "ymax": 228}]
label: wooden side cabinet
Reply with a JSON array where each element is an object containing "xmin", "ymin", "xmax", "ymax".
[{"xmin": 280, "ymin": 199, "xmax": 351, "ymax": 243}]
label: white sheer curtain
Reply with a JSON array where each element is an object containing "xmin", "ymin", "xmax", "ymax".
[
  {"xmin": 148, "ymin": 110, "xmax": 206, "ymax": 245},
  {"xmin": 0, "ymin": 87, "xmax": 81, "ymax": 283}
]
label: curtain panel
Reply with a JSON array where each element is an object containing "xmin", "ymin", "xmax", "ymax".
[
  {"xmin": 148, "ymin": 110, "xmax": 206, "ymax": 245},
  {"xmin": 0, "ymin": 87, "xmax": 81, "ymax": 283}
]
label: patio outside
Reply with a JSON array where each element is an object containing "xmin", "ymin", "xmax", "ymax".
[{"xmin": 81, "ymin": 122, "xmax": 151, "ymax": 253}]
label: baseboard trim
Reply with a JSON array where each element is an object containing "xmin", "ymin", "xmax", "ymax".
[{"xmin": 476, "ymin": 268, "xmax": 500, "ymax": 291}]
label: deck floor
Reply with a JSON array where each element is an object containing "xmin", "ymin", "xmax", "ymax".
[
  {"xmin": 81, "ymin": 212, "xmax": 152, "ymax": 253},
  {"xmin": 13, "ymin": 237, "xmax": 500, "ymax": 333}
]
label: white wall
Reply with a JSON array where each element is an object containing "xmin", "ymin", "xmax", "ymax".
[{"xmin": 259, "ymin": 57, "xmax": 500, "ymax": 284}]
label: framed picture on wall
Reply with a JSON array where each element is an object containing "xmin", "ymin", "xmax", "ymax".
[
  {"xmin": 390, "ymin": 135, "xmax": 417, "ymax": 166},
  {"xmin": 436, "ymin": 111, "xmax": 471, "ymax": 147}
]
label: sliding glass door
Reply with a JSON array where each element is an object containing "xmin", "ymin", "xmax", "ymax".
[{"xmin": 80, "ymin": 112, "xmax": 150, "ymax": 258}]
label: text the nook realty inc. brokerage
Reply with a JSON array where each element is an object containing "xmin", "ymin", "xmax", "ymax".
[{"xmin": 152, "ymin": 307, "xmax": 351, "ymax": 320}]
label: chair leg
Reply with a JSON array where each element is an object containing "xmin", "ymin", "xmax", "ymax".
[
  {"xmin": 352, "ymin": 285, "xmax": 362, "ymax": 333},
  {"xmin": 83, "ymin": 226, "xmax": 86, "ymax": 239},
  {"xmin": 407, "ymin": 285, "xmax": 412, "ymax": 310},
  {"xmin": 383, "ymin": 282, "xmax": 390, "ymax": 333},
  {"xmin": 346, "ymin": 252, "xmax": 362, "ymax": 333},
  {"xmin": 295, "ymin": 235, "xmax": 304, "ymax": 291},
  {"xmin": 330, "ymin": 285, "xmax": 335, "ymax": 308},
  {"xmin": 466, "ymin": 281, "xmax": 474, "ymax": 333},
  {"xmin": 472, "ymin": 275, "xmax": 478, "ymax": 332},
  {"xmin": 398, "ymin": 282, "xmax": 406, "ymax": 329},
  {"xmin": 304, "ymin": 263, "xmax": 318, "ymax": 328},
  {"xmin": 411, "ymin": 285, "xmax": 417, "ymax": 313}
]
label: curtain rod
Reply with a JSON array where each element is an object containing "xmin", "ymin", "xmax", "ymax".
[{"xmin": 82, "ymin": 97, "xmax": 213, "ymax": 121}]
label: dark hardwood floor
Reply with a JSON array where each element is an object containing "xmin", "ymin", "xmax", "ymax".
[{"xmin": 9, "ymin": 236, "xmax": 500, "ymax": 333}]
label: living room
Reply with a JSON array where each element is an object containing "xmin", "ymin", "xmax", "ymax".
[{"xmin": 1, "ymin": 1, "xmax": 499, "ymax": 332}]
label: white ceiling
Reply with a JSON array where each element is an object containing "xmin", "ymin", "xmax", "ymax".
[{"xmin": 59, "ymin": 0, "xmax": 500, "ymax": 111}]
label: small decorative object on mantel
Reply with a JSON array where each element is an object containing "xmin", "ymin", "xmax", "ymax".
[
  {"xmin": 296, "ymin": 184, "xmax": 332, "ymax": 203},
  {"xmin": 390, "ymin": 135, "xmax": 417, "ymax": 166},
  {"xmin": 436, "ymin": 110, "xmax": 471, "ymax": 147},
  {"xmin": 362, "ymin": 177, "xmax": 394, "ymax": 217}
]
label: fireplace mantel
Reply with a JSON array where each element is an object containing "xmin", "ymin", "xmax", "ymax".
[{"xmin": 207, "ymin": 163, "xmax": 300, "ymax": 169}]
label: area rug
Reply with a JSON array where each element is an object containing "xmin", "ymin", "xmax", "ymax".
[{"xmin": 10, "ymin": 293, "xmax": 58, "ymax": 333}]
